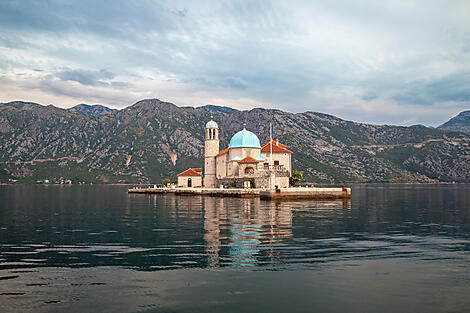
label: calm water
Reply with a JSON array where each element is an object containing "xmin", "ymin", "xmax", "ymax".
[{"xmin": 0, "ymin": 184, "xmax": 470, "ymax": 313}]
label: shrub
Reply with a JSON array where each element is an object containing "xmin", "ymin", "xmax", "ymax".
[{"xmin": 289, "ymin": 171, "xmax": 303, "ymax": 187}]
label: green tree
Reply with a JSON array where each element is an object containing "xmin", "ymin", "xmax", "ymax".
[
  {"xmin": 289, "ymin": 171, "xmax": 303, "ymax": 187},
  {"xmin": 162, "ymin": 178, "xmax": 171, "ymax": 186}
]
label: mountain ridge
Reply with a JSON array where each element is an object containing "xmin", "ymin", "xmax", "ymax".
[
  {"xmin": 198, "ymin": 104, "xmax": 238, "ymax": 114},
  {"xmin": 0, "ymin": 99, "xmax": 469, "ymax": 184},
  {"xmin": 68, "ymin": 103, "xmax": 117, "ymax": 116},
  {"xmin": 438, "ymin": 110, "xmax": 470, "ymax": 133},
  {"xmin": 3, "ymin": 99, "xmax": 467, "ymax": 128}
]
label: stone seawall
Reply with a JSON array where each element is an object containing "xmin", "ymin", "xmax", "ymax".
[
  {"xmin": 259, "ymin": 187, "xmax": 351, "ymax": 200},
  {"xmin": 128, "ymin": 187, "xmax": 259, "ymax": 197},
  {"xmin": 128, "ymin": 186, "xmax": 351, "ymax": 200}
]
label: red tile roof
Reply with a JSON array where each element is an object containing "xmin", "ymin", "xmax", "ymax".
[
  {"xmin": 177, "ymin": 168, "xmax": 202, "ymax": 176},
  {"xmin": 238, "ymin": 156, "xmax": 260, "ymax": 163},
  {"xmin": 261, "ymin": 140, "xmax": 288, "ymax": 148},
  {"xmin": 193, "ymin": 168, "xmax": 202, "ymax": 172},
  {"xmin": 216, "ymin": 147, "xmax": 229, "ymax": 156},
  {"xmin": 261, "ymin": 144, "xmax": 292, "ymax": 153}
]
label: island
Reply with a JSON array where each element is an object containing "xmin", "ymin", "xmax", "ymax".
[{"xmin": 129, "ymin": 118, "xmax": 351, "ymax": 200}]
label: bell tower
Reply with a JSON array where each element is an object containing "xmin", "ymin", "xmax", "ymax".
[{"xmin": 204, "ymin": 117, "xmax": 219, "ymax": 187}]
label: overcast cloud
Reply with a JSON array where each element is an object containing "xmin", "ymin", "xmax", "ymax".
[{"xmin": 0, "ymin": 0, "xmax": 469, "ymax": 125}]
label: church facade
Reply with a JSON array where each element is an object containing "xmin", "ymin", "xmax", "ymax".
[{"xmin": 178, "ymin": 118, "xmax": 292, "ymax": 189}]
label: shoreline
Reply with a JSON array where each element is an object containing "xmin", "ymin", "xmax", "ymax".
[{"xmin": 1, "ymin": 182, "xmax": 468, "ymax": 186}]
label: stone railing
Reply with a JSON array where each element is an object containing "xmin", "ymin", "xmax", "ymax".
[
  {"xmin": 274, "ymin": 170, "xmax": 290, "ymax": 177},
  {"xmin": 258, "ymin": 166, "xmax": 290, "ymax": 177},
  {"xmin": 262, "ymin": 164, "xmax": 285, "ymax": 171}
]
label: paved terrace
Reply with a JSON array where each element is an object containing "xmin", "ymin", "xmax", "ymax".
[{"xmin": 128, "ymin": 186, "xmax": 351, "ymax": 200}]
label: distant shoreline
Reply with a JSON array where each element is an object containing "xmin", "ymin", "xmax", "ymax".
[{"xmin": 1, "ymin": 182, "xmax": 468, "ymax": 186}]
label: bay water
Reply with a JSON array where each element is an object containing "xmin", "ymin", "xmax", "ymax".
[{"xmin": 0, "ymin": 184, "xmax": 469, "ymax": 312}]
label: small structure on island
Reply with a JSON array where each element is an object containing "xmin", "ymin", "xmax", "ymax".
[
  {"xmin": 177, "ymin": 168, "xmax": 202, "ymax": 188},
  {"xmin": 178, "ymin": 118, "xmax": 292, "ymax": 188}
]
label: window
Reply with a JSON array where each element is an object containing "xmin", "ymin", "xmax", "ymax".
[
  {"xmin": 245, "ymin": 167, "xmax": 254, "ymax": 174},
  {"xmin": 274, "ymin": 160, "xmax": 279, "ymax": 166}
]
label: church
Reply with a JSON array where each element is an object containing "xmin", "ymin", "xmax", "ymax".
[{"xmin": 177, "ymin": 118, "xmax": 292, "ymax": 189}]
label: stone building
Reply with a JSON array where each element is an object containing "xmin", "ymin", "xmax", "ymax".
[
  {"xmin": 177, "ymin": 168, "xmax": 202, "ymax": 187},
  {"xmin": 178, "ymin": 118, "xmax": 292, "ymax": 188}
]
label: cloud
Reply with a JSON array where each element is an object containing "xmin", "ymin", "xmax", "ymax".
[
  {"xmin": 223, "ymin": 76, "xmax": 247, "ymax": 89},
  {"xmin": 0, "ymin": 0, "xmax": 469, "ymax": 125},
  {"xmin": 56, "ymin": 69, "xmax": 115, "ymax": 86},
  {"xmin": 386, "ymin": 72, "xmax": 470, "ymax": 105}
]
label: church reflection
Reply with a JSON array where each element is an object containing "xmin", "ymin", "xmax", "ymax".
[
  {"xmin": 125, "ymin": 193, "xmax": 350, "ymax": 269},
  {"xmin": 202, "ymin": 197, "xmax": 349, "ymax": 267}
]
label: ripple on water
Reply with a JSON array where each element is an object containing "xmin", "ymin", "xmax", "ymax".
[{"xmin": 0, "ymin": 275, "xmax": 19, "ymax": 280}]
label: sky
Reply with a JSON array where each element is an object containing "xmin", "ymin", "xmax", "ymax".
[{"xmin": 0, "ymin": 0, "xmax": 469, "ymax": 126}]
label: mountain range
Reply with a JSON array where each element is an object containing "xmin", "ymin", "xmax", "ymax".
[
  {"xmin": 0, "ymin": 99, "xmax": 469, "ymax": 184},
  {"xmin": 438, "ymin": 110, "xmax": 470, "ymax": 133}
]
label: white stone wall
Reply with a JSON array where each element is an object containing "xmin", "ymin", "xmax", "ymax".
[
  {"xmin": 215, "ymin": 153, "xmax": 228, "ymax": 179},
  {"xmin": 204, "ymin": 157, "xmax": 217, "ymax": 187},
  {"xmin": 261, "ymin": 152, "xmax": 291, "ymax": 174},
  {"xmin": 178, "ymin": 176, "xmax": 202, "ymax": 187},
  {"xmin": 227, "ymin": 161, "xmax": 238, "ymax": 177},
  {"xmin": 274, "ymin": 176, "xmax": 289, "ymax": 188},
  {"xmin": 229, "ymin": 147, "xmax": 262, "ymax": 160},
  {"xmin": 205, "ymin": 139, "xmax": 219, "ymax": 156},
  {"xmin": 238, "ymin": 163, "xmax": 258, "ymax": 177}
]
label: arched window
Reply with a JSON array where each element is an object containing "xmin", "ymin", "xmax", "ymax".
[
  {"xmin": 187, "ymin": 178, "xmax": 192, "ymax": 187},
  {"xmin": 244, "ymin": 167, "xmax": 254, "ymax": 174}
]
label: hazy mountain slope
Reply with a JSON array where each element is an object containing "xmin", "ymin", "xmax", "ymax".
[
  {"xmin": 68, "ymin": 103, "xmax": 117, "ymax": 115},
  {"xmin": 0, "ymin": 99, "xmax": 469, "ymax": 184},
  {"xmin": 0, "ymin": 101, "xmax": 119, "ymax": 182},
  {"xmin": 438, "ymin": 110, "xmax": 470, "ymax": 133},
  {"xmin": 198, "ymin": 105, "xmax": 238, "ymax": 114}
]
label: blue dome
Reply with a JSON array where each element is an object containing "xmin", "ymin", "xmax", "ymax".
[{"xmin": 229, "ymin": 129, "xmax": 261, "ymax": 149}]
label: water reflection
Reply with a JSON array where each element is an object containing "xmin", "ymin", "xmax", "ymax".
[
  {"xmin": 203, "ymin": 198, "xmax": 297, "ymax": 267},
  {"xmin": 0, "ymin": 186, "xmax": 354, "ymax": 270},
  {"xmin": 1, "ymin": 185, "xmax": 470, "ymax": 272}
]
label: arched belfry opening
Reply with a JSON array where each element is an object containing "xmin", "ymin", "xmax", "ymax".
[{"xmin": 206, "ymin": 127, "xmax": 218, "ymax": 140}]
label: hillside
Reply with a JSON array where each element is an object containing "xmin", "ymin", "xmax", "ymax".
[
  {"xmin": 68, "ymin": 103, "xmax": 117, "ymax": 115},
  {"xmin": 438, "ymin": 110, "xmax": 470, "ymax": 133},
  {"xmin": 198, "ymin": 105, "xmax": 238, "ymax": 114},
  {"xmin": 0, "ymin": 99, "xmax": 469, "ymax": 184}
]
